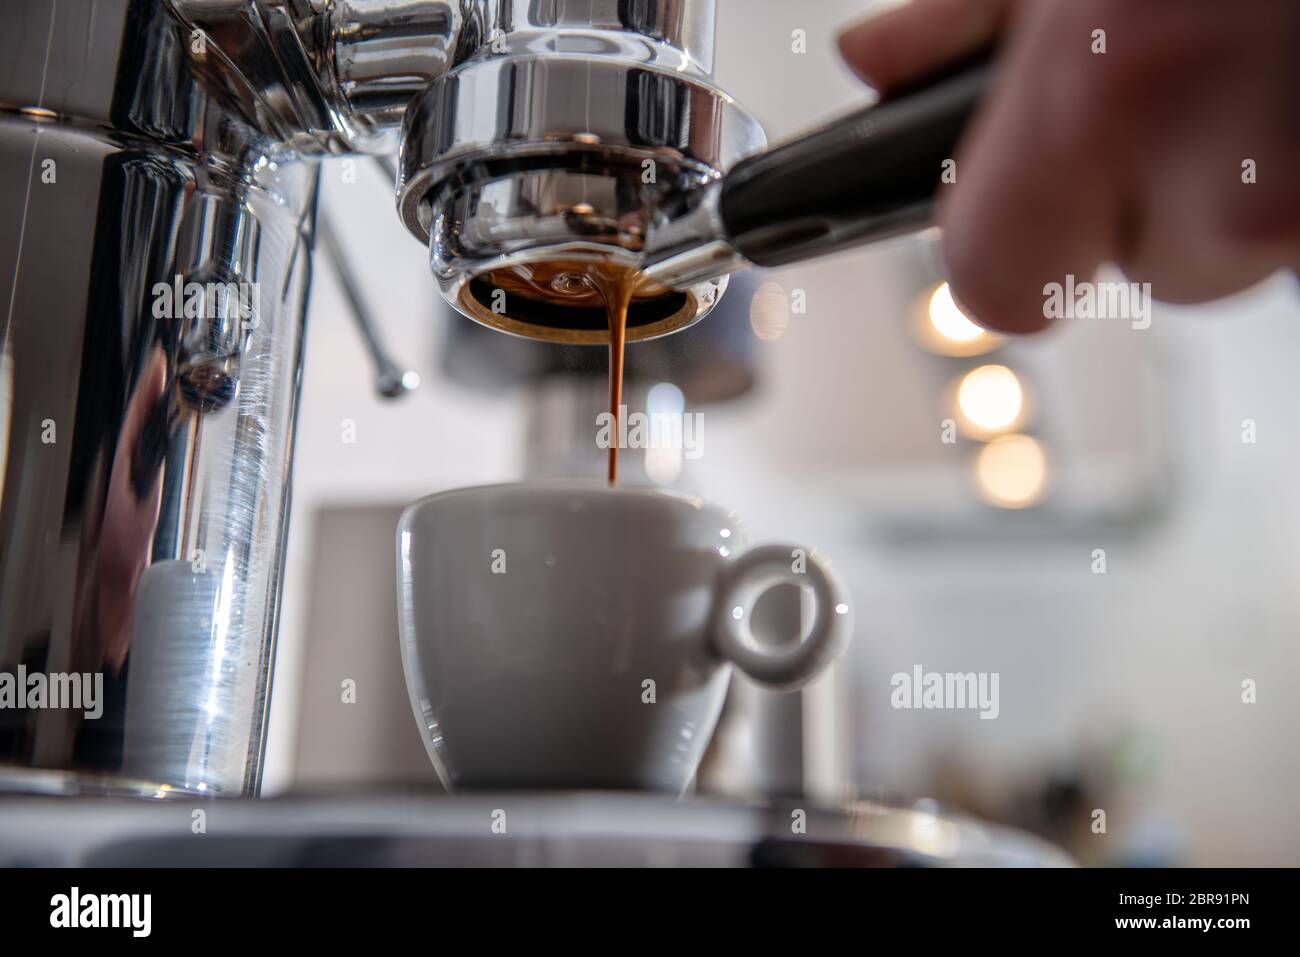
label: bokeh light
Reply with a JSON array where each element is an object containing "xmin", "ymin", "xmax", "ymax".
[
  {"xmin": 929, "ymin": 282, "xmax": 984, "ymax": 342},
  {"xmin": 956, "ymin": 364, "xmax": 1025, "ymax": 437},
  {"xmin": 974, "ymin": 434, "xmax": 1048, "ymax": 509},
  {"xmin": 749, "ymin": 281, "xmax": 789, "ymax": 342},
  {"xmin": 911, "ymin": 281, "xmax": 999, "ymax": 357},
  {"xmin": 643, "ymin": 381, "xmax": 686, "ymax": 484}
]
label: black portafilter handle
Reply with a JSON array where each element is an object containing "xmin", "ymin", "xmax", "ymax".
[{"xmin": 719, "ymin": 52, "xmax": 992, "ymax": 268}]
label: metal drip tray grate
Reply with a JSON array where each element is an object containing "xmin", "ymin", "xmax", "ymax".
[{"xmin": 0, "ymin": 789, "xmax": 1071, "ymax": 867}]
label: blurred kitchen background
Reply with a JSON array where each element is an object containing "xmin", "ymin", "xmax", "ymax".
[{"xmin": 262, "ymin": 0, "xmax": 1300, "ymax": 867}]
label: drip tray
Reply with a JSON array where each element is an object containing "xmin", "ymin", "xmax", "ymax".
[{"xmin": 0, "ymin": 791, "xmax": 1071, "ymax": 867}]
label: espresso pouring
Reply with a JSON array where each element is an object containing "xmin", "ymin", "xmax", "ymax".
[{"xmin": 483, "ymin": 260, "xmax": 667, "ymax": 484}]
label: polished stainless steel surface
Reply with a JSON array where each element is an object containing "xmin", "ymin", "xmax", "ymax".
[
  {"xmin": 396, "ymin": 2, "xmax": 766, "ymax": 343},
  {"xmin": 331, "ymin": 0, "xmax": 488, "ymax": 144},
  {"xmin": 1, "ymin": 0, "xmax": 754, "ymax": 797},
  {"xmin": 0, "ymin": 791, "xmax": 1076, "ymax": 867},
  {"xmin": 1, "ymin": 0, "xmax": 318, "ymax": 796},
  {"xmin": 167, "ymin": 0, "xmax": 490, "ymax": 153},
  {"xmin": 640, "ymin": 179, "xmax": 749, "ymax": 289}
]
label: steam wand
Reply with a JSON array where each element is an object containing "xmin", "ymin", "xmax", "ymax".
[{"xmin": 317, "ymin": 205, "xmax": 419, "ymax": 400}]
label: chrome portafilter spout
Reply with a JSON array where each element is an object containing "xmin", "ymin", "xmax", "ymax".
[
  {"xmin": 395, "ymin": 5, "xmax": 766, "ymax": 344},
  {"xmin": 394, "ymin": 22, "xmax": 991, "ymax": 339}
]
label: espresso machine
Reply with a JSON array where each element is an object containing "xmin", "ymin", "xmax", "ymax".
[{"xmin": 0, "ymin": 0, "xmax": 1063, "ymax": 869}]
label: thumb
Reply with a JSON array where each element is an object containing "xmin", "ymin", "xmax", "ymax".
[{"xmin": 838, "ymin": 0, "xmax": 1016, "ymax": 93}]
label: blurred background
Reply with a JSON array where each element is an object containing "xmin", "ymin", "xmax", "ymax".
[{"xmin": 262, "ymin": 0, "xmax": 1300, "ymax": 866}]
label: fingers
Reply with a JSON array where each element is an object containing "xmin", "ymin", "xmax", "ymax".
[
  {"xmin": 847, "ymin": 0, "xmax": 1300, "ymax": 331},
  {"xmin": 1105, "ymin": 0, "xmax": 1300, "ymax": 303},
  {"xmin": 1121, "ymin": 144, "xmax": 1282, "ymax": 305},
  {"xmin": 838, "ymin": 0, "xmax": 1016, "ymax": 93},
  {"xmin": 936, "ymin": 2, "xmax": 1124, "ymax": 333},
  {"xmin": 837, "ymin": 0, "xmax": 1106, "ymax": 333}
]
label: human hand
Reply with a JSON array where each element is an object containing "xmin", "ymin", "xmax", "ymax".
[{"xmin": 839, "ymin": 0, "xmax": 1300, "ymax": 332}]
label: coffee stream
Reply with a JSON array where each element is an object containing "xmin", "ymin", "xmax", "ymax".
[
  {"xmin": 586, "ymin": 267, "xmax": 635, "ymax": 486},
  {"xmin": 486, "ymin": 260, "xmax": 657, "ymax": 485}
]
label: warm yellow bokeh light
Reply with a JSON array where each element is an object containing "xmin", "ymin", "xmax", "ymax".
[
  {"xmin": 928, "ymin": 283, "xmax": 985, "ymax": 343},
  {"xmin": 957, "ymin": 364, "xmax": 1024, "ymax": 435},
  {"xmin": 910, "ymin": 282, "xmax": 998, "ymax": 357},
  {"xmin": 975, "ymin": 434, "xmax": 1048, "ymax": 509}
]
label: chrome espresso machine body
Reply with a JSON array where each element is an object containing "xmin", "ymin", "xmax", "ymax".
[{"xmin": 0, "ymin": 0, "xmax": 764, "ymax": 796}]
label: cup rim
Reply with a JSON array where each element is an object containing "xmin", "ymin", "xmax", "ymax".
[{"xmin": 397, "ymin": 479, "xmax": 741, "ymax": 536}]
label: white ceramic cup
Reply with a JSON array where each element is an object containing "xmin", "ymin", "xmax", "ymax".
[{"xmin": 397, "ymin": 482, "xmax": 851, "ymax": 792}]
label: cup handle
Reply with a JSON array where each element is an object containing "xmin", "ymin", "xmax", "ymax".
[{"xmin": 710, "ymin": 543, "xmax": 852, "ymax": 688}]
